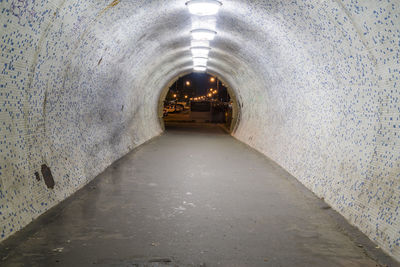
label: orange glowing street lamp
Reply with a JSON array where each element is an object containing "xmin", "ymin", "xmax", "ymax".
[
  {"xmin": 185, "ymin": 95, "xmax": 188, "ymax": 99},
  {"xmin": 186, "ymin": 81, "xmax": 191, "ymax": 86},
  {"xmin": 210, "ymin": 77, "xmax": 215, "ymax": 82},
  {"xmin": 173, "ymin": 94, "xmax": 177, "ymax": 98},
  {"xmin": 208, "ymin": 93, "xmax": 212, "ymax": 97}
]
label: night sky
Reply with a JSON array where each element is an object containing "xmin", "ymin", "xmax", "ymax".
[
  {"xmin": 167, "ymin": 72, "xmax": 229, "ymax": 101},
  {"xmin": 187, "ymin": 72, "xmax": 213, "ymax": 96}
]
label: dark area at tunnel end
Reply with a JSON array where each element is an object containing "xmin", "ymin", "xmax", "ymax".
[{"xmin": 164, "ymin": 122, "xmax": 230, "ymax": 135}]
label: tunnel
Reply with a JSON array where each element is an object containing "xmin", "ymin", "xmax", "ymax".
[{"xmin": 0, "ymin": 0, "xmax": 399, "ymax": 265}]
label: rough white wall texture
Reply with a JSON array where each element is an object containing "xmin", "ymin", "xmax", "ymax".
[
  {"xmin": 230, "ymin": 0, "xmax": 400, "ymax": 260},
  {"xmin": 0, "ymin": 0, "xmax": 399, "ymax": 261}
]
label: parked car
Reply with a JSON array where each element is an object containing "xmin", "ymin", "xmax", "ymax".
[
  {"xmin": 175, "ymin": 104, "xmax": 184, "ymax": 112},
  {"xmin": 166, "ymin": 105, "xmax": 176, "ymax": 113},
  {"xmin": 165, "ymin": 104, "xmax": 184, "ymax": 113}
]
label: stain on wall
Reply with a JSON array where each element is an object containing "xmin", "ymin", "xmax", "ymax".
[
  {"xmin": 99, "ymin": 0, "xmax": 120, "ymax": 16},
  {"xmin": 34, "ymin": 172, "xmax": 40, "ymax": 181},
  {"xmin": 40, "ymin": 164, "xmax": 54, "ymax": 189}
]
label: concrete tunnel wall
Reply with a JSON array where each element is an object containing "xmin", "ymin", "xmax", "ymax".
[{"xmin": 0, "ymin": 0, "xmax": 399, "ymax": 260}]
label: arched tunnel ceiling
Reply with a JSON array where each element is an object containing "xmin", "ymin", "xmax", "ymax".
[{"xmin": 0, "ymin": 0, "xmax": 399, "ymax": 260}]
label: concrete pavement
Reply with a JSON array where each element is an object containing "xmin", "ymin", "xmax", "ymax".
[{"xmin": 0, "ymin": 124, "xmax": 397, "ymax": 266}]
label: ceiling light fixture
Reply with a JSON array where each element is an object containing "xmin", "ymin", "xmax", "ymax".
[
  {"xmin": 192, "ymin": 57, "xmax": 208, "ymax": 66},
  {"xmin": 191, "ymin": 29, "xmax": 217, "ymax": 41},
  {"xmin": 186, "ymin": 0, "xmax": 222, "ymax": 16},
  {"xmin": 191, "ymin": 40, "xmax": 210, "ymax": 48},
  {"xmin": 191, "ymin": 46, "xmax": 211, "ymax": 57},
  {"xmin": 193, "ymin": 66, "xmax": 207, "ymax": 72}
]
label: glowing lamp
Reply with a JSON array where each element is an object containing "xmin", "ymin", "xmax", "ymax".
[
  {"xmin": 186, "ymin": 0, "xmax": 222, "ymax": 16},
  {"xmin": 193, "ymin": 57, "xmax": 208, "ymax": 66},
  {"xmin": 191, "ymin": 40, "xmax": 210, "ymax": 48},
  {"xmin": 191, "ymin": 29, "xmax": 217, "ymax": 41},
  {"xmin": 193, "ymin": 66, "xmax": 207, "ymax": 72},
  {"xmin": 191, "ymin": 46, "xmax": 211, "ymax": 57}
]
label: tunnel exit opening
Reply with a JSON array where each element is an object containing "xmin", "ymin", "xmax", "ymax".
[{"xmin": 158, "ymin": 72, "xmax": 240, "ymax": 134}]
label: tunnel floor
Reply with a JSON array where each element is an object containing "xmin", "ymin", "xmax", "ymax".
[{"xmin": 0, "ymin": 124, "xmax": 394, "ymax": 266}]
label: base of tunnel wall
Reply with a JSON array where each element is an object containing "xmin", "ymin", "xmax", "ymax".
[
  {"xmin": 232, "ymin": 133, "xmax": 400, "ymax": 263},
  {"xmin": 0, "ymin": 130, "xmax": 163, "ymax": 244}
]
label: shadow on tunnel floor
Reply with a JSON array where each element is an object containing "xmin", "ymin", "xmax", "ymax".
[{"xmin": 164, "ymin": 122, "xmax": 229, "ymax": 135}]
